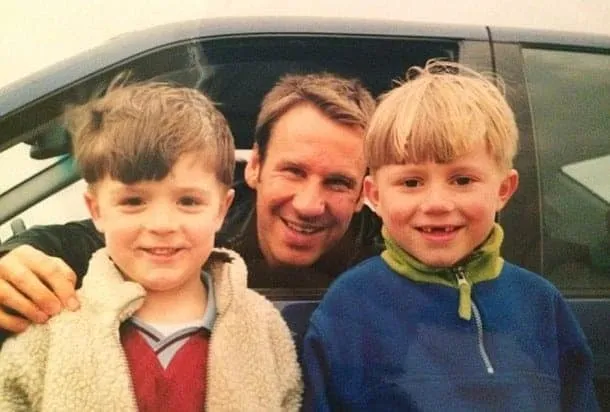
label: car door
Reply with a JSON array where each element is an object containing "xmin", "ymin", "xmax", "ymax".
[{"xmin": 490, "ymin": 29, "xmax": 610, "ymax": 407}]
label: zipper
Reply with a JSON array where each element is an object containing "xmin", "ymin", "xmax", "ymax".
[
  {"xmin": 453, "ymin": 267, "xmax": 495, "ymax": 375},
  {"xmin": 454, "ymin": 267, "xmax": 472, "ymax": 320},
  {"xmin": 471, "ymin": 302, "xmax": 495, "ymax": 374}
]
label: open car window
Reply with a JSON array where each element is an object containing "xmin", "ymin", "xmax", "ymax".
[{"xmin": 0, "ymin": 33, "xmax": 463, "ymax": 296}]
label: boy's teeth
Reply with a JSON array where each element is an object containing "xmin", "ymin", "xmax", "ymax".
[
  {"xmin": 148, "ymin": 248, "xmax": 176, "ymax": 255},
  {"xmin": 422, "ymin": 227, "xmax": 454, "ymax": 233}
]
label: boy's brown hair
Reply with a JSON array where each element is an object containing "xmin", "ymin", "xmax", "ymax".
[
  {"xmin": 365, "ymin": 60, "xmax": 518, "ymax": 172},
  {"xmin": 254, "ymin": 72, "xmax": 376, "ymax": 160},
  {"xmin": 66, "ymin": 73, "xmax": 235, "ymax": 188}
]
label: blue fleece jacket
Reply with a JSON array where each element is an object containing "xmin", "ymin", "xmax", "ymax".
[{"xmin": 302, "ymin": 257, "xmax": 598, "ymax": 411}]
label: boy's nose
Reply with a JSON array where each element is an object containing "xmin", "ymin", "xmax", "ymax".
[
  {"xmin": 292, "ymin": 181, "xmax": 326, "ymax": 217},
  {"xmin": 143, "ymin": 207, "xmax": 178, "ymax": 233},
  {"xmin": 419, "ymin": 188, "xmax": 455, "ymax": 214}
]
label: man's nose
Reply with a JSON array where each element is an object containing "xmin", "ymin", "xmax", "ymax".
[
  {"xmin": 292, "ymin": 181, "xmax": 326, "ymax": 216},
  {"xmin": 419, "ymin": 186, "xmax": 455, "ymax": 214}
]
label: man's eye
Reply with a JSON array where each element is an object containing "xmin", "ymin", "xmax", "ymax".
[
  {"xmin": 284, "ymin": 167, "xmax": 305, "ymax": 177},
  {"xmin": 327, "ymin": 178, "xmax": 352, "ymax": 191},
  {"xmin": 453, "ymin": 176, "xmax": 473, "ymax": 186}
]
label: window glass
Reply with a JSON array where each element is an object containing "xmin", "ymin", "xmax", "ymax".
[
  {"xmin": 523, "ymin": 48, "xmax": 610, "ymax": 294},
  {"xmin": 1, "ymin": 35, "xmax": 459, "ymax": 294},
  {"xmin": 0, "ymin": 180, "xmax": 88, "ymax": 242},
  {"xmin": 0, "ymin": 143, "xmax": 60, "ymax": 195}
]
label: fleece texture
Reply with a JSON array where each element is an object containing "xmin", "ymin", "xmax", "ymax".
[
  {"xmin": 0, "ymin": 248, "xmax": 302, "ymax": 411},
  {"xmin": 302, "ymin": 257, "xmax": 598, "ymax": 411}
]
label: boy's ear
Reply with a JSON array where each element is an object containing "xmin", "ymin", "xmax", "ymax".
[
  {"xmin": 496, "ymin": 169, "xmax": 519, "ymax": 211},
  {"xmin": 244, "ymin": 144, "xmax": 261, "ymax": 190},
  {"xmin": 363, "ymin": 175, "xmax": 380, "ymax": 213},
  {"xmin": 84, "ymin": 191, "xmax": 104, "ymax": 233}
]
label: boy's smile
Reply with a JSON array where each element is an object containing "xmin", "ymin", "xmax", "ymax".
[
  {"xmin": 85, "ymin": 154, "xmax": 233, "ymax": 294},
  {"xmin": 365, "ymin": 145, "xmax": 518, "ymax": 268},
  {"xmin": 417, "ymin": 225, "xmax": 463, "ymax": 243}
]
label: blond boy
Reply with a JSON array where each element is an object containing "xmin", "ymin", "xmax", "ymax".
[
  {"xmin": 302, "ymin": 61, "xmax": 597, "ymax": 411},
  {"xmin": 0, "ymin": 76, "xmax": 302, "ymax": 411}
]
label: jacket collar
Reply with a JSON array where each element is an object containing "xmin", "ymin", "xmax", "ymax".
[
  {"xmin": 80, "ymin": 248, "xmax": 248, "ymax": 321},
  {"xmin": 381, "ymin": 224, "xmax": 505, "ymax": 320}
]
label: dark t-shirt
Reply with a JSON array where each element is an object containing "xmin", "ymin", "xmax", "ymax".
[{"xmin": 0, "ymin": 182, "xmax": 382, "ymax": 289}]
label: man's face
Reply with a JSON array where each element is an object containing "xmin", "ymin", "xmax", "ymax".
[
  {"xmin": 246, "ymin": 102, "xmax": 366, "ymax": 268},
  {"xmin": 86, "ymin": 154, "xmax": 234, "ymax": 293},
  {"xmin": 365, "ymin": 145, "xmax": 518, "ymax": 267}
]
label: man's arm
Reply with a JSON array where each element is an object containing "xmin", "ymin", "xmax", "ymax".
[{"xmin": 0, "ymin": 219, "xmax": 104, "ymax": 335}]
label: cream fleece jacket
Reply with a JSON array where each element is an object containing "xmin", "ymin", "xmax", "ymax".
[{"xmin": 0, "ymin": 248, "xmax": 302, "ymax": 411}]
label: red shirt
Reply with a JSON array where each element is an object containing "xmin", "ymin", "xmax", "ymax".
[{"xmin": 120, "ymin": 322, "xmax": 210, "ymax": 412}]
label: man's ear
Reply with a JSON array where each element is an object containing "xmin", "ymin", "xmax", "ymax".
[
  {"xmin": 353, "ymin": 179, "xmax": 367, "ymax": 212},
  {"xmin": 496, "ymin": 169, "xmax": 519, "ymax": 211},
  {"xmin": 363, "ymin": 175, "xmax": 380, "ymax": 214},
  {"xmin": 215, "ymin": 188, "xmax": 235, "ymax": 231},
  {"xmin": 244, "ymin": 144, "xmax": 261, "ymax": 190},
  {"xmin": 84, "ymin": 191, "xmax": 104, "ymax": 233}
]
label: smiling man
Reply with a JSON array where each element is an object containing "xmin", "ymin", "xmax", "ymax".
[
  {"xmin": 217, "ymin": 73, "xmax": 380, "ymax": 288},
  {"xmin": 0, "ymin": 72, "xmax": 380, "ymax": 334}
]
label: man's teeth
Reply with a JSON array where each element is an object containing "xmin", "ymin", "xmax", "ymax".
[{"xmin": 285, "ymin": 220, "xmax": 321, "ymax": 234}]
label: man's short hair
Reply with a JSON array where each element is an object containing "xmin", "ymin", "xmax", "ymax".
[
  {"xmin": 254, "ymin": 72, "xmax": 376, "ymax": 160},
  {"xmin": 67, "ymin": 73, "xmax": 235, "ymax": 187},
  {"xmin": 365, "ymin": 60, "xmax": 519, "ymax": 172}
]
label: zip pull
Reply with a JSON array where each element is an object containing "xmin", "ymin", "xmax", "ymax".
[{"xmin": 454, "ymin": 267, "xmax": 472, "ymax": 320}]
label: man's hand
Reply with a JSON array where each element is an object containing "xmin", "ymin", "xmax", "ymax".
[{"xmin": 0, "ymin": 245, "xmax": 79, "ymax": 333}]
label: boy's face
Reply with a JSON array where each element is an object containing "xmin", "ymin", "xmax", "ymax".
[
  {"xmin": 85, "ymin": 153, "xmax": 234, "ymax": 292},
  {"xmin": 365, "ymin": 145, "xmax": 518, "ymax": 268},
  {"xmin": 245, "ymin": 103, "xmax": 366, "ymax": 268}
]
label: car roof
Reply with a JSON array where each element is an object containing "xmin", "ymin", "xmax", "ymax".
[
  {"xmin": 1, "ymin": 16, "xmax": 609, "ymax": 118},
  {"xmin": 490, "ymin": 26, "xmax": 610, "ymax": 48},
  {"xmin": 0, "ymin": 17, "xmax": 484, "ymax": 115}
]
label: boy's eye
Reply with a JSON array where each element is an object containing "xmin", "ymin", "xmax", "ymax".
[
  {"xmin": 403, "ymin": 179, "xmax": 421, "ymax": 188},
  {"xmin": 453, "ymin": 176, "xmax": 473, "ymax": 186},
  {"xmin": 179, "ymin": 196, "xmax": 201, "ymax": 206},
  {"xmin": 121, "ymin": 197, "xmax": 144, "ymax": 206}
]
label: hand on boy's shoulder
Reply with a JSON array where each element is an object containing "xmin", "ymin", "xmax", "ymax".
[{"xmin": 0, "ymin": 245, "xmax": 79, "ymax": 334}]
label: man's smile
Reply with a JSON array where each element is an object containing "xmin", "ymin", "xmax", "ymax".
[{"xmin": 281, "ymin": 218, "xmax": 327, "ymax": 235}]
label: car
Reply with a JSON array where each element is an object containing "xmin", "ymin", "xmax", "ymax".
[{"xmin": 0, "ymin": 16, "xmax": 608, "ymax": 407}]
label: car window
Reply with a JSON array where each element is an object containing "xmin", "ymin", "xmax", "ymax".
[
  {"xmin": 0, "ymin": 34, "xmax": 462, "ymax": 295},
  {"xmin": 0, "ymin": 181, "xmax": 88, "ymax": 242},
  {"xmin": 522, "ymin": 47, "xmax": 610, "ymax": 295},
  {"xmin": 0, "ymin": 143, "xmax": 60, "ymax": 194},
  {"xmin": 0, "ymin": 143, "xmax": 87, "ymax": 242}
]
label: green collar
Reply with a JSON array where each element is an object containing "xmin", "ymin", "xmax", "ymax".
[{"xmin": 381, "ymin": 223, "xmax": 505, "ymax": 320}]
